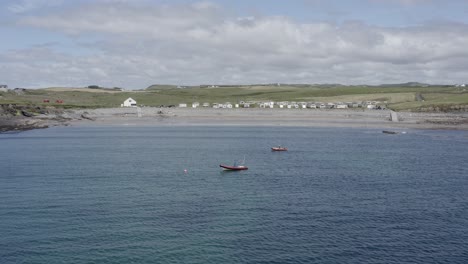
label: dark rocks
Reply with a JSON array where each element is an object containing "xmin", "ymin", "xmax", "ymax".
[
  {"xmin": 80, "ymin": 113, "xmax": 95, "ymax": 121},
  {"xmin": 0, "ymin": 118, "xmax": 48, "ymax": 133},
  {"xmin": 0, "ymin": 104, "xmax": 75, "ymax": 133},
  {"xmin": 21, "ymin": 110, "xmax": 34, "ymax": 117}
]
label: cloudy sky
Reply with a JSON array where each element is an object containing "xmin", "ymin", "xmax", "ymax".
[{"xmin": 1, "ymin": 0, "xmax": 468, "ymax": 89}]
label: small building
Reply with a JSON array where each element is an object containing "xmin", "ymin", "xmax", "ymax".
[
  {"xmin": 0, "ymin": 84, "xmax": 7, "ymax": 88},
  {"xmin": 121, "ymin": 97, "xmax": 137, "ymax": 107},
  {"xmin": 218, "ymin": 102, "xmax": 232, "ymax": 109},
  {"xmin": 192, "ymin": 102, "xmax": 200, "ymax": 108},
  {"xmin": 13, "ymin": 88, "xmax": 26, "ymax": 95},
  {"xmin": 277, "ymin": 102, "xmax": 287, "ymax": 108},
  {"xmin": 179, "ymin": 103, "xmax": 187, "ymax": 108},
  {"xmin": 202, "ymin": 102, "xmax": 210, "ymax": 107},
  {"xmin": 259, "ymin": 101, "xmax": 274, "ymax": 108},
  {"xmin": 336, "ymin": 104, "xmax": 348, "ymax": 109}
]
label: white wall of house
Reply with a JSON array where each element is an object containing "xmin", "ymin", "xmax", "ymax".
[{"xmin": 121, "ymin": 98, "xmax": 137, "ymax": 107}]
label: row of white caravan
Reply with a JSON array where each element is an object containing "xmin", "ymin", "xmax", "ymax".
[{"xmin": 179, "ymin": 101, "xmax": 383, "ymax": 109}]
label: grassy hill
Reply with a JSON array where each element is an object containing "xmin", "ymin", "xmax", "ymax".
[{"xmin": 1, "ymin": 84, "xmax": 467, "ymax": 112}]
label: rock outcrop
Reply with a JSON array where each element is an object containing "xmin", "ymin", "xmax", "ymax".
[{"xmin": 0, "ymin": 104, "xmax": 81, "ymax": 133}]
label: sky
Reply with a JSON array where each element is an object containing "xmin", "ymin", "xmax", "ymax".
[{"xmin": 1, "ymin": 0, "xmax": 468, "ymax": 89}]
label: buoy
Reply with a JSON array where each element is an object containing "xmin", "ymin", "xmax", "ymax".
[{"xmin": 184, "ymin": 169, "xmax": 188, "ymax": 173}]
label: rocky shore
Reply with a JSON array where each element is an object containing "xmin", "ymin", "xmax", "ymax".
[
  {"xmin": 2, "ymin": 105, "xmax": 468, "ymax": 132},
  {"xmin": 0, "ymin": 104, "xmax": 93, "ymax": 133}
]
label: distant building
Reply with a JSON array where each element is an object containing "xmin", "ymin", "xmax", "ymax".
[
  {"xmin": 121, "ymin": 97, "xmax": 137, "ymax": 107},
  {"xmin": 336, "ymin": 104, "xmax": 348, "ymax": 109},
  {"xmin": 179, "ymin": 103, "xmax": 187, "ymax": 108},
  {"xmin": 0, "ymin": 84, "xmax": 7, "ymax": 89},
  {"xmin": 13, "ymin": 88, "xmax": 26, "ymax": 95}
]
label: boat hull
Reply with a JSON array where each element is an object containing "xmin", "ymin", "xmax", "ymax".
[
  {"xmin": 271, "ymin": 147, "xmax": 288, "ymax": 151},
  {"xmin": 219, "ymin": 164, "xmax": 248, "ymax": 171}
]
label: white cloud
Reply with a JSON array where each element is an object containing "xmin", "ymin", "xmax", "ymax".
[
  {"xmin": 8, "ymin": 0, "xmax": 63, "ymax": 14},
  {"xmin": 3, "ymin": 1, "xmax": 468, "ymax": 88},
  {"xmin": 368, "ymin": 0, "xmax": 436, "ymax": 5}
]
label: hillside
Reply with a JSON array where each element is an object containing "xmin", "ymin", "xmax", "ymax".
[{"xmin": 1, "ymin": 84, "xmax": 467, "ymax": 112}]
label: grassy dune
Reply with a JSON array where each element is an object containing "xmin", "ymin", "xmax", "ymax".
[{"xmin": 1, "ymin": 85, "xmax": 467, "ymax": 112}]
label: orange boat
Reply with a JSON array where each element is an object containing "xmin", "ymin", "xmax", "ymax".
[{"xmin": 271, "ymin": 146, "xmax": 288, "ymax": 151}]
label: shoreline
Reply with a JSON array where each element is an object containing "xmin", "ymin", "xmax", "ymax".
[
  {"xmin": 71, "ymin": 107, "xmax": 468, "ymax": 131},
  {"xmin": 2, "ymin": 107, "xmax": 468, "ymax": 132}
]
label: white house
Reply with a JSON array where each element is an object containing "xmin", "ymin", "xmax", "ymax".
[
  {"xmin": 121, "ymin": 97, "xmax": 137, "ymax": 107},
  {"xmin": 179, "ymin": 103, "xmax": 187, "ymax": 108}
]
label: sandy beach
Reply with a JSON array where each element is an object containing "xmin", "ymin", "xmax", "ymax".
[
  {"xmin": 69, "ymin": 107, "xmax": 468, "ymax": 131},
  {"xmin": 2, "ymin": 105, "xmax": 468, "ymax": 132}
]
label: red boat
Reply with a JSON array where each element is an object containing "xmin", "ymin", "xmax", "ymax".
[
  {"xmin": 271, "ymin": 146, "xmax": 288, "ymax": 151},
  {"xmin": 219, "ymin": 164, "xmax": 248, "ymax": 171}
]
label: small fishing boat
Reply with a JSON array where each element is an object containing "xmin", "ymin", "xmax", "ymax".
[
  {"xmin": 382, "ymin": 130, "xmax": 399, "ymax": 134},
  {"xmin": 220, "ymin": 156, "xmax": 248, "ymax": 171},
  {"xmin": 271, "ymin": 146, "xmax": 288, "ymax": 151},
  {"xmin": 219, "ymin": 164, "xmax": 248, "ymax": 171}
]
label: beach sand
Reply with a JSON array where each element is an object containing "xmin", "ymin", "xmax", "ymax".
[{"xmin": 71, "ymin": 107, "xmax": 468, "ymax": 131}]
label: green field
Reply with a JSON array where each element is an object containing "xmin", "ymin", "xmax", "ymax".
[{"xmin": 1, "ymin": 84, "xmax": 467, "ymax": 112}]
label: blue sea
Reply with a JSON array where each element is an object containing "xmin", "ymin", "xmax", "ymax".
[{"xmin": 1, "ymin": 125, "xmax": 468, "ymax": 264}]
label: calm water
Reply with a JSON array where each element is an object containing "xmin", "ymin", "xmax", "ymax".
[{"xmin": 1, "ymin": 126, "xmax": 468, "ymax": 264}]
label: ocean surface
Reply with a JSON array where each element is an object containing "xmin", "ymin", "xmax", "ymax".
[{"xmin": 1, "ymin": 125, "xmax": 468, "ymax": 264}]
